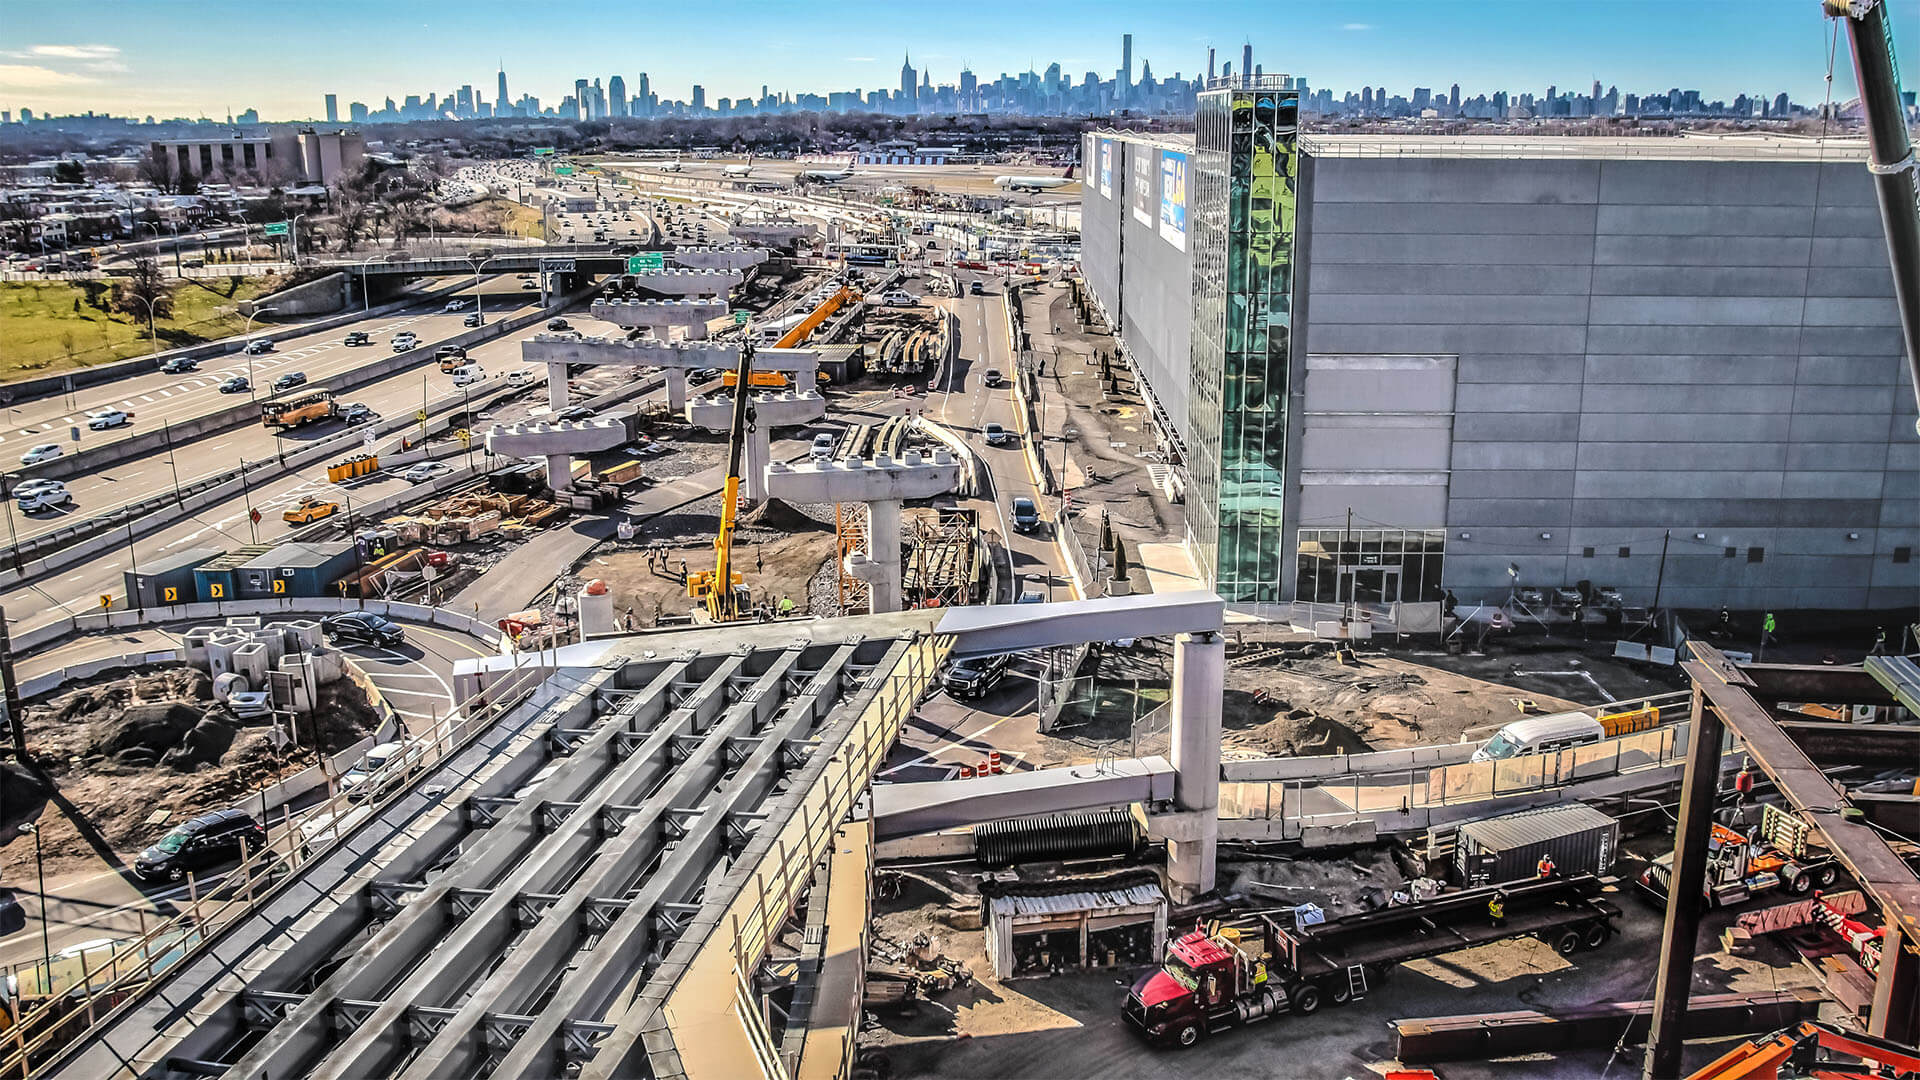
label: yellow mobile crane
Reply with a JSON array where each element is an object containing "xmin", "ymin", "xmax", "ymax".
[{"xmin": 687, "ymin": 342, "xmax": 757, "ymax": 620}]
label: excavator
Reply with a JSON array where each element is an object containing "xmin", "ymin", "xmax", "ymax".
[{"xmin": 686, "ymin": 341, "xmax": 756, "ymax": 621}]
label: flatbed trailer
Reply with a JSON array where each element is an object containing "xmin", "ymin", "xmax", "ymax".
[{"xmin": 1124, "ymin": 874, "xmax": 1622, "ymax": 1048}]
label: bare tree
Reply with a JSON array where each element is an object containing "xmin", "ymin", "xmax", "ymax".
[
  {"xmin": 112, "ymin": 256, "xmax": 175, "ymax": 331},
  {"xmin": 139, "ymin": 148, "xmax": 176, "ymax": 194}
]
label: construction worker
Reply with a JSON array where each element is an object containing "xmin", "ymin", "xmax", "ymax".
[
  {"xmin": 1253, "ymin": 958, "xmax": 1268, "ymax": 988},
  {"xmin": 1871, "ymin": 626, "xmax": 1888, "ymax": 655},
  {"xmin": 1537, "ymin": 854, "xmax": 1556, "ymax": 880},
  {"xmin": 1488, "ymin": 891, "xmax": 1506, "ymax": 927},
  {"xmin": 778, "ymin": 596, "xmax": 795, "ymax": 616}
]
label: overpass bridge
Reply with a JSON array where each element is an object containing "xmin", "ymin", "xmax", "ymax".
[{"xmin": 321, "ymin": 245, "xmax": 651, "ymax": 282}]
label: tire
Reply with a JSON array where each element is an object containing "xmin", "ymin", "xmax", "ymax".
[
  {"xmin": 1174, "ymin": 1023, "xmax": 1201, "ymax": 1048},
  {"xmin": 1581, "ymin": 921, "xmax": 1612, "ymax": 951},
  {"xmin": 1816, "ymin": 864, "xmax": 1839, "ymax": 888},
  {"xmin": 1327, "ymin": 978, "xmax": 1352, "ymax": 1006},
  {"xmin": 1552, "ymin": 928, "xmax": 1582, "ymax": 956},
  {"xmin": 1289, "ymin": 983, "xmax": 1322, "ymax": 1016},
  {"xmin": 1786, "ymin": 870, "xmax": 1811, "ymax": 896}
]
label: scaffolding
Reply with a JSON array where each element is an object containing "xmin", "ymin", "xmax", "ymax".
[
  {"xmin": 903, "ymin": 507, "xmax": 983, "ymax": 609},
  {"xmin": 836, "ymin": 502, "xmax": 872, "ymax": 615}
]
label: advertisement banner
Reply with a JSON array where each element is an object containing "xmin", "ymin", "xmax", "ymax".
[
  {"xmin": 1098, "ymin": 139, "xmax": 1112, "ymax": 199},
  {"xmin": 1159, "ymin": 151, "xmax": 1187, "ymax": 251},
  {"xmin": 1130, "ymin": 146, "xmax": 1155, "ymax": 227}
]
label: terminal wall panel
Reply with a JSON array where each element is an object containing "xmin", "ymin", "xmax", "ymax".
[{"xmin": 1299, "ymin": 153, "xmax": 1916, "ymax": 610}]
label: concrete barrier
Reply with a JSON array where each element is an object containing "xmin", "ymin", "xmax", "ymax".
[{"xmin": 13, "ymin": 596, "xmax": 505, "ymax": 658}]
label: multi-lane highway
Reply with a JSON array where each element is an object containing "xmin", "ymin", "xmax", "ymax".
[{"xmin": 1, "ymin": 275, "xmax": 535, "ymax": 461}]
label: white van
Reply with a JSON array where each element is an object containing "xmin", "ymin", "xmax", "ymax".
[
  {"xmin": 449, "ymin": 364, "xmax": 485, "ymax": 387},
  {"xmin": 1471, "ymin": 711, "xmax": 1606, "ymax": 762}
]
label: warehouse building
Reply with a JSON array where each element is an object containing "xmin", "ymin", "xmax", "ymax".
[{"xmin": 1082, "ymin": 80, "xmax": 1917, "ymax": 613}]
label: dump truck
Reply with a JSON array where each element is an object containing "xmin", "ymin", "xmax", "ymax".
[
  {"xmin": 282, "ymin": 497, "xmax": 340, "ymax": 525},
  {"xmin": 1637, "ymin": 803, "xmax": 1842, "ymax": 908},
  {"xmin": 1123, "ymin": 874, "xmax": 1621, "ymax": 1048}
]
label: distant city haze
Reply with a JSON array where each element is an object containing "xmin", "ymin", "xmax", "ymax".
[{"xmin": 3, "ymin": 0, "xmax": 1912, "ymax": 121}]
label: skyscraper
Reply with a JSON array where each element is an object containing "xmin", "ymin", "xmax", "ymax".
[
  {"xmin": 609, "ymin": 75, "xmax": 627, "ymax": 117},
  {"xmin": 350, "ymin": 101, "xmax": 369, "ymax": 123},
  {"xmin": 1241, "ymin": 42, "xmax": 1252, "ymax": 84},
  {"xmin": 899, "ymin": 53, "xmax": 917, "ymax": 110},
  {"xmin": 1121, "ymin": 33, "xmax": 1133, "ymax": 101},
  {"xmin": 692, "ymin": 84, "xmax": 706, "ymax": 112},
  {"xmin": 496, "ymin": 67, "xmax": 510, "ymax": 115},
  {"xmin": 324, "ymin": 94, "xmax": 337, "ymax": 123},
  {"xmin": 638, "ymin": 72, "xmax": 651, "ymax": 116},
  {"xmin": 575, "ymin": 79, "xmax": 589, "ymax": 120},
  {"xmin": 1207, "ymin": 47, "xmax": 1216, "ymax": 82}
]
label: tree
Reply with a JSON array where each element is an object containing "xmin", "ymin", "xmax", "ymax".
[
  {"xmin": 139, "ymin": 148, "xmax": 176, "ymax": 194},
  {"xmin": 112, "ymin": 256, "xmax": 175, "ymax": 332},
  {"xmin": 176, "ymin": 167, "xmax": 200, "ymax": 197},
  {"xmin": 331, "ymin": 191, "xmax": 371, "ymax": 252},
  {"xmin": 52, "ymin": 160, "xmax": 85, "ymax": 185}
]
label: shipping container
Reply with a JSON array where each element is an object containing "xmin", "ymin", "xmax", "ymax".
[
  {"xmin": 125, "ymin": 546, "xmax": 221, "ymax": 609},
  {"xmin": 1454, "ymin": 803, "xmax": 1619, "ymax": 887},
  {"xmin": 192, "ymin": 545, "xmax": 273, "ymax": 604},
  {"xmin": 238, "ymin": 542, "xmax": 358, "ymax": 598}
]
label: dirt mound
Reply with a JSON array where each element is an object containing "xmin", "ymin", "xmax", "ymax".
[
  {"xmin": 90, "ymin": 701, "xmax": 205, "ymax": 761},
  {"xmin": 740, "ymin": 497, "xmax": 830, "ymax": 533}
]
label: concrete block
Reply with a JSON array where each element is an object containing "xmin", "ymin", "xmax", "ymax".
[{"xmin": 232, "ymin": 642, "xmax": 270, "ymax": 687}]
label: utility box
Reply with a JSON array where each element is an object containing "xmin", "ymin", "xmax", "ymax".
[
  {"xmin": 125, "ymin": 546, "xmax": 220, "ymax": 609},
  {"xmin": 1454, "ymin": 803, "xmax": 1619, "ymax": 887},
  {"xmin": 239, "ymin": 542, "xmax": 358, "ymax": 598}
]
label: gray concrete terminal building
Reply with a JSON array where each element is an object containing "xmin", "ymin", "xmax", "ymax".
[{"xmin": 1082, "ymin": 82, "xmax": 1917, "ymax": 614}]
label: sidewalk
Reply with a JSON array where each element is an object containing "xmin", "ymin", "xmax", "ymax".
[{"xmin": 1018, "ymin": 283, "xmax": 1180, "ymax": 596}]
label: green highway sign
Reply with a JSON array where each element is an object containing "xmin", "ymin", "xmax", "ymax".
[
  {"xmin": 734, "ymin": 310, "xmax": 750, "ymax": 325},
  {"xmin": 262, "ymin": 222, "xmax": 290, "ymax": 237},
  {"xmin": 554, "ymin": 165, "xmax": 574, "ymax": 176},
  {"xmin": 627, "ymin": 252, "xmax": 665, "ymax": 273},
  {"xmin": 532, "ymin": 148, "xmax": 556, "ymax": 157}
]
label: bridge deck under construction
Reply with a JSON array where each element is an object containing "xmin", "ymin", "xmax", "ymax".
[{"xmin": 42, "ymin": 612, "xmax": 946, "ymax": 1080}]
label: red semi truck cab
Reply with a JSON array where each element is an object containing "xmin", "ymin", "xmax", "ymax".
[{"xmin": 1124, "ymin": 919, "xmax": 1304, "ymax": 1047}]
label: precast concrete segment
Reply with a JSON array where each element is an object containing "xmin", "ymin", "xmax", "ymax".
[
  {"xmin": 1167, "ymin": 631, "xmax": 1224, "ymax": 901},
  {"xmin": 609, "ymin": 267, "xmax": 745, "ymax": 297},
  {"xmin": 224, "ymin": 663, "xmax": 686, "ymax": 1080},
  {"xmin": 684, "ymin": 390, "xmax": 827, "ymax": 430},
  {"xmin": 484, "ymin": 417, "xmax": 633, "ymax": 457},
  {"xmin": 589, "ymin": 298, "xmax": 730, "ymax": 329},
  {"xmin": 523, "ymin": 335, "xmax": 741, "ymax": 369},
  {"xmin": 871, "ymin": 755, "xmax": 1176, "ymax": 840},
  {"xmin": 934, "ymin": 588, "xmax": 1226, "ymax": 656},
  {"xmin": 764, "ymin": 451, "xmax": 962, "ymax": 505},
  {"xmin": 422, "ymin": 643, "xmax": 870, "ymax": 1080},
  {"xmin": 728, "ymin": 223, "xmax": 818, "ymax": 247},
  {"xmin": 669, "ymin": 246, "xmax": 771, "ymax": 271}
]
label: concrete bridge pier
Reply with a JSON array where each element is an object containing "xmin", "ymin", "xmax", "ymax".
[
  {"xmin": 1166, "ymin": 631, "xmax": 1223, "ymax": 902},
  {"xmin": 765, "ymin": 451, "xmax": 961, "ymax": 613},
  {"xmin": 850, "ymin": 498, "xmax": 905, "ymax": 612},
  {"xmin": 665, "ymin": 368, "xmax": 690, "ymax": 411}
]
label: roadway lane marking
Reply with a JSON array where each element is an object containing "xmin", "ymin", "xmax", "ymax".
[
  {"xmin": 140, "ymin": 395, "xmax": 154, "ymax": 402},
  {"xmin": 159, "ymin": 390, "xmax": 172, "ymax": 398}
]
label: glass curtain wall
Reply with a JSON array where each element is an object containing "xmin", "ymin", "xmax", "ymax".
[{"xmin": 1188, "ymin": 81, "xmax": 1300, "ymax": 602}]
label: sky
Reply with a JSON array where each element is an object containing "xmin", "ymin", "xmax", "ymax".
[{"xmin": 2, "ymin": 0, "xmax": 1916, "ymax": 121}]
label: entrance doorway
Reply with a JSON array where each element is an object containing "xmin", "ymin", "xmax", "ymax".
[{"xmin": 1339, "ymin": 567, "xmax": 1400, "ymax": 606}]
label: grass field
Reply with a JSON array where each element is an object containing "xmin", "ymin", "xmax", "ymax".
[
  {"xmin": 479, "ymin": 197, "xmax": 545, "ymax": 239},
  {"xmin": 0, "ymin": 276, "xmax": 280, "ymax": 379}
]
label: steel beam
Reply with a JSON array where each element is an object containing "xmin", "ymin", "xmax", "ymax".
[
  {"xmin": 1644, "ymin": 681, "xmax": 1725, "ymax": 1080},
  {"xmin": 1740, "ymin": 662, "xmax": 1896, "ymax": 706},
  {"xmin": 1777, "ymin": 720, "xmax": 1920, "ymax": 767}
]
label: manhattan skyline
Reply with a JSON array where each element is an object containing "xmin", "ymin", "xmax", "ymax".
[{"xmin": 4, "ymin": 0, "xmax": 1914, "ymax": 121}]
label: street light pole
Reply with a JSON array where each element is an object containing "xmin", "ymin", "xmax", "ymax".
[
  {"xmin": 1, "ymin": 470, "xmax": 23, "ymax": 572},
  {"xmin": 20, "ymin": 823, "xmax": 50, "ymax": 988},
  {"xmin": 243, "ymin": 306, "xmax": 278, "ymax": 396},
  {"xmin": 128, "ymin": 293, "xmax": 158, "ymax": 355},
  {"xmin": 291, "ymin": 213, "xmax": 308, "ymax": 265}
]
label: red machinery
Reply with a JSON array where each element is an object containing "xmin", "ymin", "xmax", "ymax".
[{"xmin": 1687, "ymin": 1020, "xmax": 1920, "ymax": 1079}]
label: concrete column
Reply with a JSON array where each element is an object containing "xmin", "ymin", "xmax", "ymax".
[
  {"xmin": 867, "ymin": 498, "xmax": 902, "ymax": 614},
  {"xmin": 546, "ymin": 362, "xmax": 569, "ymax": 413},
  {"xmin": 664, "ymin": 369, "xmax": 689, "ymax": 412},
  {"xmin": 1167, "ymin": 631, "xmax": 1223, "ymax": 901},
  {"xmin": 686, "ymin": 320, "xmax": 708, "ymax": 341},
  {"xmin": 742, "ymin": 424, "xmax": 771, "ymax": 505},
  {"xmin": 547, "ymin": 454, "xmax": 573, "ymax": 494}
]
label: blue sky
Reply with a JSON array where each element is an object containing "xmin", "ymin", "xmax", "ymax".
[{"xmin": 3, "ymin": 0, "xmax": 1914, "ymax": 120}]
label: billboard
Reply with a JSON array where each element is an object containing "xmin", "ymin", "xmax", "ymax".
[
  {"xmin": 1130, "ymin": 145, "xmax": 1155, "ymax": 227},
  {"xmin": 1159, "ymin": 151, "xmax": 1187, "ymax": 251},
  {"xmin": 1098, "ymin": 139, "xmax": 1112, "ymax": 198}
]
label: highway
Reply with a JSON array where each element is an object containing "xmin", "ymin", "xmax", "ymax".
[
  {"xmin": 1, "ymin": 279, "xmax": 558, "ymax": 548},
  {"xmin": 0, "ymin": 274, "xmax": 536, "ymax": 467}
]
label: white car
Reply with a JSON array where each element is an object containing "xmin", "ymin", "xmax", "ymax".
[
  {"xmin": 401, "ymin": 461, "xmax": 453, "ymax": 484},
  {"xmin": 19, "ymin": 443, "xmax": 63, "ymax": 466},
  {"xmin": 392, "ymin": 333, "xmax": 419, "ymax": 352},
  {"xmin": 339, "ymin": 741, "xmax": 426, "ymax": 803},
  {"xmin": 882, "ymin": 291, "xmax": 916, "ymax": 307},
  {"xmin": 443, "ymin": 299, "xmax": 469, "ymax": 312},
  {"xmin": 16, "ymin": 486, "xmax": 73, "ymax": 512},
  {"xmin": 86, "ymin": 409, "xmax": 130, "ymax": 430},
  {"xmin": 507, "ymin": 370, "xmax": 534, "ymax": 385},
  {"xmin": 450, "ymin": 364, "xmax": 485, "ymax": 387}
]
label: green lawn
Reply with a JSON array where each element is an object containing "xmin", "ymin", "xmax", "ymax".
[{"xmin": 0, "ymin": 276, "xmax": 281, "ymax": 379}]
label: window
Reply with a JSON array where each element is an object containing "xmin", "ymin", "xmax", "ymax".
[
  {"xmin": 1581, "ymin": 547, "xmax": 1595, "ymax": 559},
  {"xmin": 1747, "ymin": 546, "xmax": 1765, "ymax": 563},
  {"xmin": 1618, "ymin": 546, "xmax": 1631, "ymax": 558},
  {"xmin": 1724, "ymin": 546, "xmax": 1737, "ymax": 558},
  {"xmin": 1895, "ymin": 547, "xmax": 1912, "ymax": 564}
]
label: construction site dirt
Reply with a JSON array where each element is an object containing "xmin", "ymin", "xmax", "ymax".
[
  {"xmin": 2, "ymin": 666, "xmax": 381, "ymax": 879},
  {"xmin": 864, "ymin": 853, "xmax": 1827, "ymax": 1080}
]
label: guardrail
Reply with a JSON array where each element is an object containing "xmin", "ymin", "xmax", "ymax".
[{"xmin": 0, "ymin": 646, "xmax": 554, "ymax": 1079}]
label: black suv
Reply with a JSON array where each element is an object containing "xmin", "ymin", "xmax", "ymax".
[
  {"xmin": 159, "ymin": 357, "xmax": 199, "ymax": 374},
  {"xmin": 133, "ymin": 809, "xmax": 267, "ymax": 882},
  {"xmin": 273, "ymin": 371, "xmax": 308, "ymax": 392},
  {"xmin": 943, "ymin": 653, "xmax": 1011, "ymax": 699},
  {"xmin": 344, "ymin": 331, "xmax": 371, "ymax": 346},
  {"xmin": 323, "ymin": 611, "xmax": 406, "ymax": 646}
]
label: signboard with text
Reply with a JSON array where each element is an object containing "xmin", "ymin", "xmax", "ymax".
[
  {"xmin": 1130, "ymin": 145, "xmax": 1155, "ymax": 227},
  {"xmin": 1159, "ymin": 151, "xmax": 1188, "ymax": 252},
  {"xmin": 262, "ymin": 222, "xmax": 290, "ymax": 237},
  {"xmin": 627, "ymin": 252, "xmax": 664, "ymax": 272},
  {"xmin": 1097, "ymin": 139, "xmax": 1112, "ymax": 199}
]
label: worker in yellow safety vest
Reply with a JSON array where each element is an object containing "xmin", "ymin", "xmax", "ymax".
[{"xmin": 1488, "ymin": 893, "xmax": 1506, "ymax": 927}]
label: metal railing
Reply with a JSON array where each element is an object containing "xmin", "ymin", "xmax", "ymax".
[
  {"xmin": 1297, "ymin": 134, "xmax": 1870, "ymax": 161},
  {"xmin": 0, "ymin": 652, "xmax": 556, "ymax": 1078}
]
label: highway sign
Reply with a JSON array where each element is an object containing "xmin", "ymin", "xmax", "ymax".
[
  {"xmin": 733, "ymin": 310, "xmax": 749, "ymax": 325},
  {"xmin": 554, "ymin": 166, "xmax": 574, "ymax": 177},
  {"xmin": 627, "ymin": 252, "xmax": 664, "ymax": 273},
  {"xmin": 98, "ymin": 594, "xmax": 112, "ymax": 610},
  {"xmin": 263, "ymin": 222, "xmax": 290, "ymax": 237},
  {"xmin": 542, "ymin": 259, "xmax": 576, "ymax": 273},
  {"xmin": 532, "ymin": 148, "xmax": 556, "ymax": 157},
  {"xmin": 416, "ymin": 409, "xmax": 429, "ymax": 422},
  {"xmin": 163, "ymin": 587, "xmax": 179, "ymax": 603}
]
